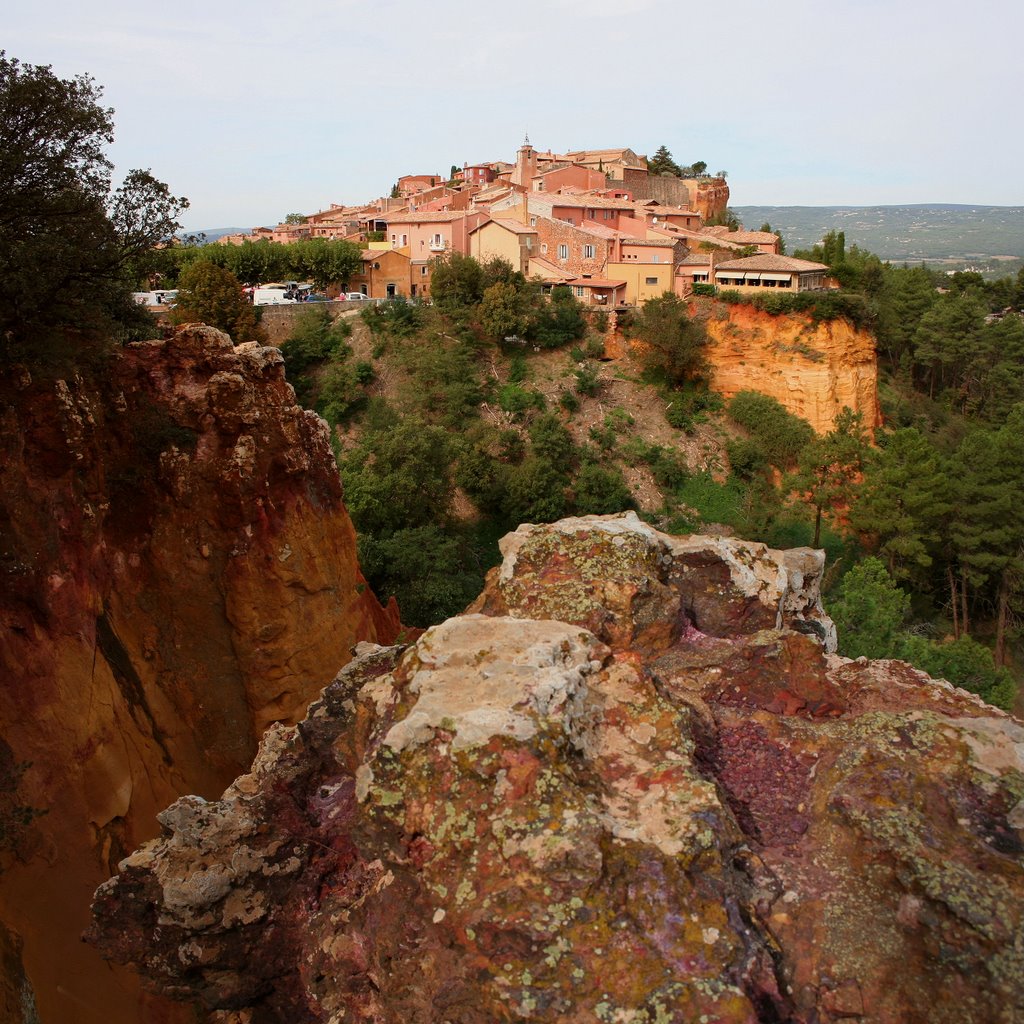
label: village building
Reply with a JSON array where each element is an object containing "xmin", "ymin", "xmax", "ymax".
[
  {"xmin": 468, "ymin": 217, "xmax": 538, "ymax": 276},
  {"xmin": 347, "ymin": 248, "xmax": 412, "ymax": 300},
  {"xmin": 713, "ymin": 254, "xmax": 830, "ymax": 293},
  {"xmin": 397, "ymin": 173, "xmax": 444, "ymax": 197}
]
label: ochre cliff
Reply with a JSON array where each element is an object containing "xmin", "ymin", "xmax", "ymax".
[
  {"xmin": 88, "ymin": 513, "xmax": 1024, "ymax": 1023},
  {"xmin": 0, "ymin": 326, "xmax": 401, "ymax": 1024},
  {"xmin": 704, "ymin": 304, "xmax": 882, "ymax": 433},
  {"xmin": 690, "ymin": 177, "xmax": 730, "ymax": 223}
]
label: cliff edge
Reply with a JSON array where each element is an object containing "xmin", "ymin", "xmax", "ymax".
[
  {"xmin": 88, "ymin": 513, "xmax": 1023, "ymax": 1023},
  {"xmin": 0, "ymin": 326, "xmax": 401, "ymax": 1023}
]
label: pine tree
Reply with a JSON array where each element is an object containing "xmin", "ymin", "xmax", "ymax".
[
  {"xmin": 788, "ymin": 408, "xmax": 869, "ymax": 548},
  {"xmin": 851, "ymin": 428, "xmax": 952, "ymax": 590}
]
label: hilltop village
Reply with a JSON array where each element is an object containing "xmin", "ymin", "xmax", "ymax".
[{"xmin": 220, "ymin": 140, "xmax": 830, "ymax": 307}]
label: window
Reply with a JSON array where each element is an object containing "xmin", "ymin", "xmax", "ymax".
[
  {"xmin": 530, "ymin": 216, "xmax": 537, "ymax": 226},
  {"xmin": 583, "ymin": 244, "xmax": 595, "ymax": 259},
  {"xmin": 645, "ymin": 276, "xmax": 658, "ymax": 285},
  {"xmin": 541, "ymin": 243, "xmax": 548, "ymax": 254},
  {"xmin": 575, "ymin": 286, "xmax": 584, "ymax": 297},
  {"xmin": 557, "ymin": 244, "xmax": 569, "ymax": 260},
  {"xmin": 651, "ymin": 254, "xmax": 660, "ymax": 263},
  {"xmin": 421, "ymin": 266, "xmax": 428, "ymax": 276}
]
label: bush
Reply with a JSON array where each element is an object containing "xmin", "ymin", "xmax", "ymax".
[
  {"xmin": 894, "ymin": 635, "xmax": 1016, "ymax": 712},
  {"xmin": 727, "ymin": 391, "xmax": 815, "ymax": 469},
  {"xmin": 726, "ymin": 438, "xmax": 769, "ymax": 479},
  {"xmin": 574, "ymin": 363, "xmax": 601, "ymax": 396},
  {"xmin": 573, "ymin": 462, "xmax": 632, "ymax": 515},
  {"xmin": 498, "ymin": 383, "xmax": 545, "ymax": 416},
  {"xmin": 558, "ymin": 390, "xmax": 580, "ymax": 414},
  {"xmin": 828, "ymin": 557, "xmax": 911, "ymax": 660},
  {"xmin": 504, "ymin": 457, "xmax": 567, "ymax": 525},
  {"xmin": 529, "ymin": 412, "xmax": 576, "ymax": 464}
]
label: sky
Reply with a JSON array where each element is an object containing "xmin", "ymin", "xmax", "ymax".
[{"xmin": 8, "ymin": 0, "xmax": 1024, "ymax": 232}]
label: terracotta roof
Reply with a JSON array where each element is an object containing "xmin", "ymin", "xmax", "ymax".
[
  {"xmin": 565, "ymin": 278, "xmax": 627, "ymax": 289},
  {"xmin": 476, "ymin": 217, "xmax": 537, "ymax": 236},
  {"xmin": 360, "ymin": 249, "xmax": 408, "ymax": 262},
  {"xmin": 715, "ymin": 255, "xmax": 829, "ymax": 272},
  {"xmin": 540, "ymin": 193, "xmax": 635, "ymax": 210},
  {"xmin": 578, "ymin": 220, "xmax": 620, "ymax": 239},
  {"xmin": 529, "ymin": 257, "xmax": 573, "ymax": 281},
  {"xmin": 620, "ymin": 238, "xmax": 677, "ymax": 247},
  {"xmin": 722, "ymin": 230, "xmax": 779, "ymax": 243},
  {"xmin": 383, "ymin": 210, "xmax": 467, "ymax": 223},
  {"xmin": 678, "ymin": 254, "xmax": 712, "ymax": 267}
]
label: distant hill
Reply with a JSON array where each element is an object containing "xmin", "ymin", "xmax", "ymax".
[
  {"xmin": 183, "ymin": 227, "xmax": 248, "ymax": 243},
  {"xmin": 734, "ymin": 205, "xmax": 1024, "ymax": 270}
]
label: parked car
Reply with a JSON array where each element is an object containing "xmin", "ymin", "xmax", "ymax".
[{"xmin": 344, "ymin": 292, "xmax": 371, "ymax": 301}]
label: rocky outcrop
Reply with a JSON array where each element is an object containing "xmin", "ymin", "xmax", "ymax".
[
  {"xmin": 0, "ymin": 326, "xmax": 401, "ymax": 1024},
  {"xmin": 704, "ymin": 303, "xmax": 882, "ymax": 434},
  {"xmin": 88, "ymin": 513, "xmax": 1023, "ymax": 1023},
  {"xmin": 689, "ymin": 177, "xmax": 731, "ymax": 223}
]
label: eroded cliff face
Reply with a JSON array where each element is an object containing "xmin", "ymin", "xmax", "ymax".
[
  {"xmin": 0, "ymin": 326, "xmax": 401, "ymax": 1024},
  {"xmin": 691, "ymin": 177, "xmax": 730, "ymax": 223},
  {"xmin": 705, "ymin": 304, "xmax": 882, "ymax": 434},
  {"xmin": 88, "ymin": 513, "xmax": 1024, "ymax": 1023}
]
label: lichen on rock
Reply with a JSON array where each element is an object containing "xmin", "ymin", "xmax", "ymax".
[{"xmin": 87, "ymin": 514, "xmax": 1024, "ymax": 1023}]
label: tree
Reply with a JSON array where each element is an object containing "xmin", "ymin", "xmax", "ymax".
[
  {"xmin": 690, "ymin": 161, "xmax": 707, "ymax": 176},
  {"xmin": 851, "ymin": 428, "xmax": 951, "ymax": 591},
  {"xmin": 759, "ymin": 222, "xmax": 786, "ymax": 255},
  {"xmin": 430, "ymin": 252, "xmax": 485, "ymax": 313},
  {"xmin": 647, "ymin": 145, "xmax": 682, "ymax": 177},
  {"xmin": 169, "ymin": 260, "xmax": 265, "ymax": 344},
  {"xmin": 480, "ymin": 281, "xmax": 529, "ymax": 340},
  {"xmin": 950, "ymin": 410, "xmax": 1024, "ymax": 661},
  {"xmin": 340, "ymin": 417, "xmax": 455, "ymax": 537},
  {"xmin": 788, "ymin": 408, "xmax": 869, "ymax": 547},
  {"xmin": 283, "ymin": 212, "xmax": 307, "ymax": 224},
  {"xmin": 630, "ymin": 292, "xmax": 710, "ymax": 387},
  {"xmin": 0, "ymin": 52, "xmax": 187, "ymax": 357},
  {"xmin": 828, "ymin": 557, "xmax": 911, "ymax": 660}
]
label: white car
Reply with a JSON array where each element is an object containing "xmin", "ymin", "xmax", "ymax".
[{"xmin": 344, "ymin": 292, "xmax": 371, "ymax": 301}]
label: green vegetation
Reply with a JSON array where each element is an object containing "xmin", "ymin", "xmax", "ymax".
[
  {"xmin": 169, "ymin": 261, "xmax": 265, "ymax": 343},
  {"xmin": 0, "ymin": 52, "xmax": 187, "ymax": 365}
]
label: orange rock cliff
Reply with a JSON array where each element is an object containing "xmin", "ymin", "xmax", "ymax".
[
  {"xmin": 0, "ymin": 326, "xmax": 401, "ymax": 1024},
  {"xmin": 704, "ymin": 303, "xmax": 882, "ymax": 433}
]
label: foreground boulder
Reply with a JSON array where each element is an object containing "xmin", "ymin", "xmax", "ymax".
[{"xmin": 88, "ymin": 513, "xmax": 1024, "ymax": 1023}]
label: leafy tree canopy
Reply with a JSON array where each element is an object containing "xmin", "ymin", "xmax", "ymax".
[
  {"xmin": 169, "ymin": 261, "xmax": 265, "ymax": 344},
  {"xmin": 630, "ymin": 292, "xmax": 710, "ymax": 388},
  {"xmin": 0, "ymin": 52, "xmax": 187, "ymax": 359}
]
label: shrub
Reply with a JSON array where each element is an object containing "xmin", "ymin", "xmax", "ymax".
[
  {"xmin": 573, "ymin": 462, "xmax": 632, "ymax": 515},
  {"xmin": 894, "ymin": 635, "xmax": 1016, "ymax": 712},
  {"xmin": 827, "ymin": 557, "xmax": 911, "ymax": 660},
  {"xmin": 727, "ymin": 391, "xmax": 815, "ymax": 469},
  {"xmin": 498, "ymin": 383, "xmax": 545, "ymax": 416}
]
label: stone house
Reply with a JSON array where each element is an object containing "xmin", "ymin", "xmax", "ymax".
[
  {"xmin": 468, "ymin": 218, "xmax": 538, "ymax": 276},
  {"xmin": 348, "ymin": 249, "xmax": 412, "ymax": 300}
]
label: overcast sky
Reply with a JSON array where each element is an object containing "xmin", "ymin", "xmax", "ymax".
[{"xmin": 9, "ymin": 0, "xmax": 1024, "ymax": 231}]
